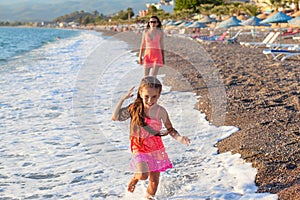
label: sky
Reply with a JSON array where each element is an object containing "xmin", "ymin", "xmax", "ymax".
[{"xmin": 0, "ymin": 0, "xmax": 156, "ymax": 21}]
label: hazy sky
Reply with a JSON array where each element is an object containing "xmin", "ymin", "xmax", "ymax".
[{"xmin": 0, "ymin": 0, "xmax": 156, "ymax": 21}]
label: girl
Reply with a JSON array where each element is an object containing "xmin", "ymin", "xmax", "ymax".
[
  {"xmin": 112, "ymin": 77, "xmax": 190, "ymax": 199},
  {"xmin": 139, "ymin": 16, "xmax": 165, "ymax": 77}
]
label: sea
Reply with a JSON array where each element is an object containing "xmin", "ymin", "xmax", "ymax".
[{"xmin": 0, "ymin": 27, "xmax": 278, "ymax": 199}]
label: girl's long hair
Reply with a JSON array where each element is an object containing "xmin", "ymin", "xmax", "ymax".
[
  {"xmin": 146, "ymin": 15, "xmax": 162, "ymax": 29},
  {"xmin": 128, "ymin": 77, "xmax": 162, "ymax": 135}
]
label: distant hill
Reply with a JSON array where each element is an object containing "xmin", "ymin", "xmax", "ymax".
[{"xmin": 0, "ymin": 0, "xmax": 152, "ymax": 21}]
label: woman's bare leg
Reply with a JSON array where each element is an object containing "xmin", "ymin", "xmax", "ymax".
[
  {"xmin": 144, "ymin": 67, "xmax": 151, "ymax": 77},
  {"xmin": 151, "ymin": 65, "xmax": 160, "ymax": 77},
  {"xmin": 145, "ymin": 172, "xmax": 160, "ymax": 197}
]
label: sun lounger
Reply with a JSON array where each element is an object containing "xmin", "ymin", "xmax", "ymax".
[
  {"xmin": 196, "ymin": 32, "xmax": 228, "ymax": 43},
  {"xmin": 250, "ymin": 32, "xmax": 280, "ymax": 48},
  {"xmin": 241, "ymin": 32, "xmax": 280, "ymax": 48},
  {"xmin": 265, "ymin": 43, "xmax": 299, "ymax": 50},
  {"xmin": 196, "ymin": 30, "xmax": 241, "ymax": 44},
  {"xmin": 293, "ymin": 36, "xmax": 300, "ymax": 40},
  {"xmin": 263, "ymin": 45, "xmax": 300, "ymax": 61},
  {"xmin": 240, "ymin": 32, "xmax": 275, "ymax": 47},
  {"xmin": 282, "ymin": 29, "xmax": 300, "ymax": 39},
  {"xmin": 226, "ymin": 30, "xmax": 242, "ymax": 44}
]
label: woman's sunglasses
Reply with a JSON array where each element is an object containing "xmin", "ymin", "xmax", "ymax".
[{"xmin": 149, "ymin": 21, "xmax": 157, "ymax": 24}]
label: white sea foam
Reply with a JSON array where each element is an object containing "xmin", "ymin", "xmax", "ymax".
[{"xmin": 0, "ymin": 30, "xmax": 277, "ymax": 199}]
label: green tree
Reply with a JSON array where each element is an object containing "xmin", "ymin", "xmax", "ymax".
[
  {"xmin": 83, "ymin": 16, "xmax": 91, "ymax": 25},
  {"xmin": 175, "ymin": 0, "xmax": 224, "ymax": 11},
  {"xmin": 148, "ymin": 5, "xmax": 158, "ymax": 15},
  {"xmin": 267, "ymin": 0, "xmax": 284, "ymax": 11},
  {"xmin": 197, "ymin": 4, "xmax": 214, "ymax": 15},
  {"xmin": 228, "ymin": 2, "xmax": 243, "ymax": 16},
  {"xmin": 175, "ymin": 0, "xmax": 201, "ymax": 11},
  {"xmin": 243, "ymin": 4, "xmax": 260, "ymax": 16},
  {"xmin": 211, "ymin": 4, "xmax": 230, "ymax": 16},
  {"xmin": 93, "ymin": 10, "xmax": 99, "ymax": 16},
  {"xmin": 126, "ymin": 7, "xmax": 134, "ymax": 20},
  {"xmin": 120, "ymin": 10, "xmax": 127, "ymax": 20}
]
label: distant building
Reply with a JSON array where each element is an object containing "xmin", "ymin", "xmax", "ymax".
[
  {"xmin": 139, "ymin": 10, "xmax": 148, "ymax": 17},
  {"xmin": 58, "ymin": 22, "xmax": 67, "ymax": 28}
]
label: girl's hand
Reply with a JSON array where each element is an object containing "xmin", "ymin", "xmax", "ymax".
[
  {"xmin": 123, "ymin": 86, "xmax": 135, "ymax": 100},
  {"xmin": 177, "ymin": 136, "xmax": 190, "ymax": 146}
]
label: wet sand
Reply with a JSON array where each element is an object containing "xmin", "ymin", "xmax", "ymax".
[{"xmin": 97, "ymin": 28, "xmax": 300, "ymax": 199}]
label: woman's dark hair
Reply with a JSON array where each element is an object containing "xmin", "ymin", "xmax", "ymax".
[{"xmin": 146, "ymin": 15, "xmax": 162, "ymax": 29}]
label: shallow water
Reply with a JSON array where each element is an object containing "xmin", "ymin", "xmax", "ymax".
[{"xmin": 0, "ymin": 28, "xmax": 278, "ymax": 199}]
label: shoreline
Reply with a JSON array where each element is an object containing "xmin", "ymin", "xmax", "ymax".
[{"xmin": 96, "ymin": 28, "xmax": 300, "ymax": 199}]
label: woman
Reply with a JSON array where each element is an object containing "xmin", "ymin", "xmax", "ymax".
[{"xmin": 139, "ymin": 16, "xmax": 165, "ymax": 77}]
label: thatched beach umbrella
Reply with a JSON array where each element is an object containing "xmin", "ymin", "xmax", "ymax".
[
  {"xmin": 243, "ymin": 16, "xmax": 270, "ymax": 26},
  {"xmin": 242, "ymin": 16, "xmax": 271, "ymax": 40},
  {"xmin": 260, "ymin": 11, "xmax": 292, "ymax": 44},
  {"xmin": 198, "ymin": 15, "xmax": 217, "ymax": 24},
  {"xmin": 216, "ymin": 16, "xmax": 242, "ymax": 37},
  {"xmin": 188, "ymin": 21, "xmax": 207, "ymax": 28},
  {"xmin": 237, "ymin": 15, "xmax": 248, "ymax": 21},
  {"xmin": 173, "ymin": 20, "xmax": 185, "ymax": 26},
  {"xmin": 260, "ymin": 11, "xmax": 292, "ymax": 24},
  {"xmin": 162, "ymin": 19, "xmax": 169, "ymax": 26},
  {"xmin": 257, "ymin": 13, "xmax": 268, "ymax": 20},
  {"xmin": 216, "ymin": 16, "xmax": 242, "ymax": 29},
  {"xmin": 166, "ymin": 20, "xmax": 176, "ymax": 26},
  {"xmin": 177, "ymin": 21, "xmax": 192, "ymax": 28}
]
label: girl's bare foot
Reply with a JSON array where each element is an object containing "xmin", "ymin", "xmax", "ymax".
[
  {"xmin": 127, "ymin": 178, "xmax": 138, "ymax": 193},
  {"xmin": 145, "ymin": 192, "xmax": 155, "ymax": 199}
]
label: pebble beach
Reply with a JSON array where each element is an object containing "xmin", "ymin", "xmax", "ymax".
[{"xmin": 97, "ymin": 27, "xmax": 300, "ymax": 199}]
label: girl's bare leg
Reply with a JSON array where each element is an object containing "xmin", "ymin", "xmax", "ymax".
[
  {"xmin": 145, "ymin": 172, "xmax": 160, "ymax": 197},
  {"xmin": 127, "ymin": 176, "xmax": 139, "ymax": 192},
  {"xmin": 151, "ymin": 65, "xmax": 159, "ymax": 77},
  {"xmin": 128, "ymin": 162, "xmax": 149, "ymax": 193},
  {"xmin": 144, "ymin": 67, "xmax": 151, "ymax": 77}
]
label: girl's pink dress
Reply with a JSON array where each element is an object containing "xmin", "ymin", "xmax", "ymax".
[
  {"xmin": 130, "ymin": 106, "xmax": 172, "ymax": 172},
  {"xmin": 143, "ymin": 30, "xmax": 164, "ymax": 68}
]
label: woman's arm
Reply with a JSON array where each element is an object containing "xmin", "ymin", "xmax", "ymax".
[
  {"xmin": 112, "ymin": 86, "xmax": 135, "ymax": 121},
  {"xmin": 160, "ymin": 107, "xmax": 190, "ymax": 146},
  {"xmin": 160, "ymin": 30, "xmax": 165, "ymax": 64},
  {"xmin": 138, "ymin": 31, "xmax": 146, "ymax": 64}
]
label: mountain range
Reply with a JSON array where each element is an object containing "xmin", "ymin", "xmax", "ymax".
[{"xmin": 0, "ymin": 0, "xmax": 153, "ymax": 22}]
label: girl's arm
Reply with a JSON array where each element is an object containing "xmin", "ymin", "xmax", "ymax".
[
  {"xmin": 112, "ymin": 86, "xmax": 134, "ymax": 121},
  {"xmin": 160, "ymin": 107, "xmax": 190, "ymax": 146},
  {"xmin": 138, "ymin": 31, "xmax": 146, "ymax": 64}
]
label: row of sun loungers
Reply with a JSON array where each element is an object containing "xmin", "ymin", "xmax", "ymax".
[
  {"xmin": 263, "ymin": 44, "xmax": 300, "ymax": 61},
  {"xmin": 263, "ymin": 49, "xmax": 300, "ymax": 61},
  {"xmin": 195, "ymin": 30, "xmax": 242, "ymax": 44},
  {"xmin": 240, "ymin": 32, "xmax": 281, "ymax": 48},
  {"xmin": 239, "ymin": 31, "xmax": 300, "ymax": 61},
  {"xmin": 193, "ymin": 29, "xmax": 299, "ymax": 61}
]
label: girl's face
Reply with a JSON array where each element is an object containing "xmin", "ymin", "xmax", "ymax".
[
  {"xmin": 149, "ymin": 18, "xmax": 158, "ymax": 28},
  {"xmin": 140, "ymin": 87, "xmax": 161, "ymax": 109}
]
